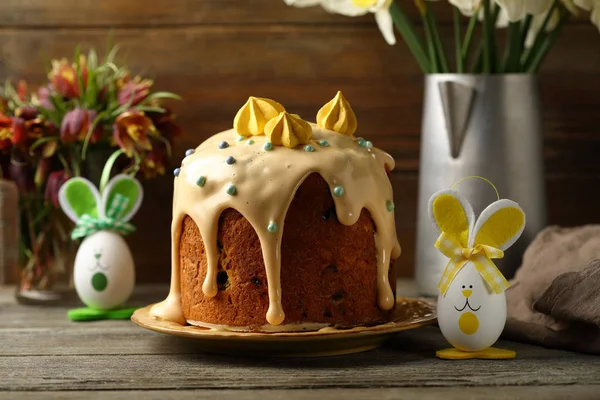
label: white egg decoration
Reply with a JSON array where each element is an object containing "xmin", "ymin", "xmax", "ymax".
[
  {"xmin": 58, "ymin": 174, "xmax": 143, "ymax": 313},
  {"xmin": 428, "ymin": 187, "xmax": 525, "ymax": 358},
  {"xmin": 73, "ymin": 230, "xmax": 135, "ymax": 310}
]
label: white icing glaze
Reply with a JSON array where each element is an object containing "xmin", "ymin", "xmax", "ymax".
[{"xmin": 150, "ymin": 124, "xmax": 401, "ymax": 328}]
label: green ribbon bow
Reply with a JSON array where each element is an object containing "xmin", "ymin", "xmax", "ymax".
[{"xmin": 71, "ymin": 193, "xmax": 136, "ymax": 240}]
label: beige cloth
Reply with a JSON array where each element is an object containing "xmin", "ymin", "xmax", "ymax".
[{"xmin": 504, "ymin": 225, "xmax": 600, "ymax": 354}]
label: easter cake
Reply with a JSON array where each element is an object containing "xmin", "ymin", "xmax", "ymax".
[{"xmin": 150, "ymin": 92, "xmax": 401, "ymax": 332}]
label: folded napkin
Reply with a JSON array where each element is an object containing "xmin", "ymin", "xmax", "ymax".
[{"xmin": 504, "ymin": 225, "xmax": 600, "ymax": 354}]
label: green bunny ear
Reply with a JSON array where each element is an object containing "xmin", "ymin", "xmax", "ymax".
[
  {"xmin": 101, "ymin": 174, "xmax": 143, "ymax": 222},
  {"xmin": 58, "ymin": 178, "xmax": 102, "ymax": 222}
]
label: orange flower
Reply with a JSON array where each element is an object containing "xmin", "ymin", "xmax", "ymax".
[
  {"xmin": 60, "ymin": 108, "xmax": 102, "ymax": 144},
  {"xmin": 0, "ymin": 112, "xmax": 12, "ymax": 150},
  {"xmin": 118, "ymin": 76, "xmax": 152, "ymax": 106},
  {"xmin": 112, "ymin": 110, "xmax": 154, "ymax": 157},
  {"xmin": 48, "ymin": 58, "xmax": 80, "ymax": 98},
  {"xmin": 139, "ymin": 145, "xmax": 167, "ymax": 179}
]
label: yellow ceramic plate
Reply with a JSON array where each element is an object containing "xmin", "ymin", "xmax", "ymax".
[{"xmin": 132, "ymin": 298, "xmax": 436, "ymax": 357}]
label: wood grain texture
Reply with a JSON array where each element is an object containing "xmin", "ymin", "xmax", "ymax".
[
  {"xmin": 2, "ymin": 387, "xmax": 600, "ymax": 400},
  {"xmin": 0, "ymin": 286, "xmax": 598, "ymax": 396},
  {"xmin": 0, "ymin": 1, "xmax": 599, "ymax": 281}
]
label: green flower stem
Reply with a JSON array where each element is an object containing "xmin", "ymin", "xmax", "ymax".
[
  {"xmin": 527, "ymin": 9, "xmax": 569, "ymax": 73},
  {"xmin": 502, "ymin": 22, "xmax": 522, "ymax": 73},
  {"xmin": 425, "ymin": 1, "xmax": 449, "ymax": 73},
  {"xmin": 453, "ymin": 7, "xmax": 464, "ymax": 73},
  {"xmin": 461, "ymin": 9, "xmax": 479, "ymax": 71},
  {"xmin": 419, "ymin": 5, "xmax": 438, "ymax": 73},
  {"xmin": 389, "ymin": 1, "xmax": 430, "ymax": 73},
  {"xmin": 99, "ymin": 148, "xmax": 125, "ymax": 194},
  {"xmin": 482, "ymin": 0, "xmax": 493, "ymax": 73},
  {"xmin": 522, "ymin": 0, "xmax": 559, "ymax": 71}
]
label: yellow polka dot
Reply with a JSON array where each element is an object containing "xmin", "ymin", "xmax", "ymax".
[{"xmin": 459, "ymin": 312, "xmax": 479, "ymax": 335}]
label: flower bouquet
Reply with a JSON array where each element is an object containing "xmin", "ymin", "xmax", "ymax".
[
  {"xmin": 0, "ymin": 47, "xmax": 181, "ymax": 300},
  {"xmin": 285, "ymin": 0, "xmax": 599, "ymax": 73}
]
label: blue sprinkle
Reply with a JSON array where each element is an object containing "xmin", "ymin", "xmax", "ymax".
[
  {"xmin": 226, "ymin": 156, "xmax": 236, "ymax": 165},
  {"xmin": 236, "ymin": 135, "xmax": 246, "ymax": 142},
  {"xmin": 219, "ymin": 141, "xmax": 229, "ymax": 149},
  {"xmin": 267, "ymin": 221, "xmax": 278, "ymax": 233},
  {"xmin": 386, "ymin": 200, "xmax": 395, "ymax": 212},
  {"xmin": 263, "ymin": 142, "xmax": 273, "ymax": 151},
  {"xmin": 226, "ymin": 184, "xmax": 237, "ymax": 196},
  {"xmin": 366, "ymin": 141, "xmax": 373, "ymax": 148},
  {"xmin": 196, "ymin": 176, "xmax": 206, "ymax": 187},
  {"xmin": 185, "ymin": 149, "xmax": 195, "ymax": 157},
  {"xmin": 357, "ymin": 137, "xmax": 367, "ymax": 148},
  {"xmin": 247, "ymin": 139, "xmax": 255, "ymax": 145},
  {"xmin": 318, "ymin": 140, "xmax": 329, "ymax": 147},
  {"xmin": 333, "ymin": 186, "xmax": 344, "ymax": 197},
  {"xmin": 173, "ymin": 168, "xmax": 181, "ymax": 177},
  {"xmin": 304, "ymin": 145, "xmax": 315, "ymax": 152}
]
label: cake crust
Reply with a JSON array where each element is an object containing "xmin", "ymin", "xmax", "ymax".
[{"xmin": 180, "ymin": 173, "xmax": 396, "ymax": 329}]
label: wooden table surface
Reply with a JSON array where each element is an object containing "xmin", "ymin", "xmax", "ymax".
[{"xmin": 1, "ymin": 282, "xmax": 599, "ymax": 400}]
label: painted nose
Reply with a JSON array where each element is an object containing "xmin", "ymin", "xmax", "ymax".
[{"xmin": 462, "ymin": 289, "xmax": 472, "ymax": 298}]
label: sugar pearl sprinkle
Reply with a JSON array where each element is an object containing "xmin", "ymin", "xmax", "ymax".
[
  {"xmin": 219, "ymin": 141, "xmax": 229, "ymax": 149},
  {"xmin": 318, "ymin": 140, "xmax": 329, "ymax": 147},
  {"xmin": 304, "ymin": 144, "xmax": 315, "ymax": 152},
  {"xmin": 333, "ymin": 186, "xmax": 344, "ymax": 197},
  {"xmin": 247, "ymin": 139, "xmax": 255, "ymax": 145},
  {"xmin": 236, "ymin": 135, "xmax": 246, "ymax": 142},
  {"xmin": 196, "ymin": 176, "xmax": 206, "ymax": 187},
  {"xmin": 173, "ymin": 168, "xmax": 181, "ymax": 177},
  {"xmin": 357, "ymin": 138, "xmax": 367, "ymax": 148},
  {"xmin": 226, "ymin": 156, "xmax": 236, "ymax": 165},
  {"xmin": 366, "ymin": 141, "xmax": 373, "ymax": 148},
  {"xmin": 263, "ymin": 142, "xmax": 273, "ymax": 151},
  {"xmin": 267, "ymin": 221, "xmax": 278, "ymax": 233},
  {"xmin": 185, "ymin": 149, "xmax": 195, "ymax": 157},
  {"xmin": 226, "ymin": 184, "xmax": 237, "ymax": 195},
  {"xmin": 386, "ymin": 200, "xmax": 395, "ymax": 212}
]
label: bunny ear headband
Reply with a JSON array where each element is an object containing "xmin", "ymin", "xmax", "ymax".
[
  {"xmin": 429, "ymin": 182, "xmax": 526, "ymax": 296},
  {"xmin": 58, "ymin": 174, "xmax": 143, "ymax": 240}
]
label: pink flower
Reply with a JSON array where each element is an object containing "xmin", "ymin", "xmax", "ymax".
[
  {"xmin": 60, "ymin": 108, "xmax": 102, "ymax": 144},
  {"xmin": 37, "ymin": 86, "xmax": 54, "ymax": 110},
  {"xmin": 45, "ymin": 170, "xmax": 70, "ymax": 208},
  {"xmin": 117, "ymin": 77, "xmax": 152, "ymax": 106}
]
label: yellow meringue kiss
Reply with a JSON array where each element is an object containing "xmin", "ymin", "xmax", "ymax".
[
  {"xmin": 316, "ymin": 91, "xmax": 358, "ymax": 136},
  {"xmin": 233, "ymin": 96, "xmax": 285, "ymax": 136},
  {"xmin": 264, "ymin": 112, "xmax": 312, "ymax": 148}
]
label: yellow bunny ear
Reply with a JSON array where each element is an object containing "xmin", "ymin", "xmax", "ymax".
[
  {"xmin": 471, "ymin": 199, "xmax": 526, "ymax": 250},
  {"xmin": 428, "ymin": 189, "xmax": 474, "ymax": 248}
]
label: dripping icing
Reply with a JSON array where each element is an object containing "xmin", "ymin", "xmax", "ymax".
[{"xmin": 150, "ymin": 124, "xmax": 401, "ymax": 327}]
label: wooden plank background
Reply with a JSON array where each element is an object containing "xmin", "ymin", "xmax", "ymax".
[{"xmin": 1, "ymin": 0, "xmax": 599, "ymax": 282}]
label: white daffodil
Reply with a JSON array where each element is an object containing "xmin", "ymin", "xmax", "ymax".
[
  {"xmin": 284, "ymin": 0, "xmax": 323, "ymax": 6},
  {"xmin": 448, "ymin": 0, "xmax": 481, "ymax": 16},
  {"xmin": 320, "ymin": 0, "xmax": 397, "ymax": 45},
  {"xmin": 525, "ymin": 8, "xmax": 560, "ymax": 47},
  {"xmin": 575, "ymin": 0, "xmax": 600, "ymax": 30},
  {"xmin": 494, "ymin": 0, "xmax": 553, "ymax": 21}
]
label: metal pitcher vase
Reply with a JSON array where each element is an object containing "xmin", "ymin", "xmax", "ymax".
[{"xmin": 415, "ymin": 74, "xmax": 547, "ymax": 296}]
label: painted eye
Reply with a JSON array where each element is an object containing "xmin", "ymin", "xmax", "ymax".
[
  {"xmin": 469, "ymin": 285, "xmax": 473, "ymax": 289},
  {"xmin": 462, "ymin": 285, "xmax": 465, "ymax": 289}
]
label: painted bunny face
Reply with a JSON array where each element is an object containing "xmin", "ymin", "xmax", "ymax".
[
  {"xmin": 429, "ymin": 189, "xmax": 525, "ymax": 351},
  {"xmin": 58, "ymin": 174, "xmax": 143, "ymax": 310}
]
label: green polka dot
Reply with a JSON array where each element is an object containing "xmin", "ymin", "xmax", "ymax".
[
  {"xmin": 318, "ymin": 140, "xmax": 329, "ymax": 147},
  {"xmin": 304, "ymin": 145, "xmax": 315, "ymax": 152},
  {"xmin": 196, "ymin": 176, "xmax": 206, "ymax": 187},
  {"xmin": 267, "ymin": 221, "xmax": 278, "ymax": 233},
  {"xmin": 263, "ymin": 142, "xmax": 273, "ymax": 151},
  {"xmin": 226, "ymin": 184, "xmax": 237, "ymax": 196},
  {"xmin": 247, "ymin": 139, "xmax": 255, "ymax": 145},
  {"xmin": 333, "ymin": 186, "xmax": 344, "ymax": 197},
  {"xmin": 91, "ymin": 272, "xmax": 108, "ymax": 292},
  {"xmin": 236, "ymin": 135, "xmax": 246, "ymax": 142},
  {"xmin": 386, "ymin": 200, "xmax": 395, "ymax": 212}
]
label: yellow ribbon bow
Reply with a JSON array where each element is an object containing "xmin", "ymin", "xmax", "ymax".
[{"xmin": 435, "ymin": 232, "xmax": 509, "ymax": 295}]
